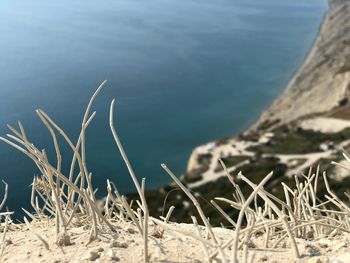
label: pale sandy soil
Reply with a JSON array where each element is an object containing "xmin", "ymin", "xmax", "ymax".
[
  {"xmin": 299, "ymin": 117, "xmax": 350, "ymax": 134},
  {"xmin": 275, "ymin": 152, "xmax": 331, "ymax": 177},
  {"xmin": 188, "ymin": 159, "xmax": 248, "ymax": 188},
  {"xmin": 333, "ymin": 159, "xmax": 350, "ymax": 180},
  {"xmin": 187, "ymin": 139, "xmax": 256, "ymax": 188},
  {"xmin": 2, "ymin": 219, "xmax": 350, "ymax": 262},
  {"xmin": 186, "ymin": 139, "xmax": 255, "ymax": 174}
]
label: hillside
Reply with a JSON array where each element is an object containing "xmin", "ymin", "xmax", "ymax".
[
  {"xmin": 251, "ymin": 0, "xmax": 350, "ymax": 131},
  {"xmin": 134, "ymin": 0, "xmax": 350, "ymax": 229}
]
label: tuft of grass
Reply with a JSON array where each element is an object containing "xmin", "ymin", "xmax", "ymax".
[
  {"xmin": 0, "ymin": 180, "xmax": 12, "ymax": 257},
  {"xmin": 0, "ymin": 82, "xmax": 150, "ymax": 262},
  {"xmin": 155, "ymin": 155, "xmax": 350, "ymax": 262}
]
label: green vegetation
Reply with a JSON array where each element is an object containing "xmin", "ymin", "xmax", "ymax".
[
  {"xmin": 134, "ymin": 155, "xmax": 350, "ymax": 228},
  {"xmin": 182, "ymin": 172, "xmax": 203, "ymax": 183},
  {"xmin": 183, "ymin": 153, "xmax": 212, "ymax": 183},
  {"xmin": 256, "ymin": 118, "xmax": 281, "ymax": 130},
  {"xmin": 139, "ymin": 121, "xmax": 350, "ymax": 228},
  {"xmin": 248, "ymin": 125, "xmax": 350, "ymax": 154},
  {"xmin": 238, "ymin": 131, "xmax": 260, "ymax": 142},
  {"xmin": 236, "ymin": 157, "xmax": 285, "ymax": 181},
  {"xmin": 134, "ymin": 157, "xmax": 287, "ymax": 226}
]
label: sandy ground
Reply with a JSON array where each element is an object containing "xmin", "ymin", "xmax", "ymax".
[
  {"xmin": 299, "ymin": 117, "xmax": 350, "ymax": 134},
  {"xmin": 187, "ymin": 159, "xmax": 248, "ymax": 188},
  {"xmin": 2, "ymin": 219, "xmax": 350, "ymax": 262},
  {"xmin": 187, "ymin": 139, "xmax": 258, "ymax": 188},
  {"xmin": 187, "ymin": 139, "xmax": 257, "ymax": 173}
]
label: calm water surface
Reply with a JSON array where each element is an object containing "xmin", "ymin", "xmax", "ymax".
[{"xmin": 0, "ymin": 0, "xmax": 327, "ymax": 212}]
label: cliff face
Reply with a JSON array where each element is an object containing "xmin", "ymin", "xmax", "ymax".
[
  {"xmin": 251, "ymin": 0, "xmax": 350, "ymax": 131},
  {"xmin": 184, "ymin": 0, "xmax": 350, "ymax": 190}
]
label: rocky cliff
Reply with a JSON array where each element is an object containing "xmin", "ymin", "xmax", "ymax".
[{"xmin": 250, "ymin": 0, "xmax": 350, "ymax": 131}]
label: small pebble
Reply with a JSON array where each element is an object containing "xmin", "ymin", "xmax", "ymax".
[
  {"xmin": 127, "ymin": 228, "xmax": 135, "ymax": 234},
  {"xmin": 304, "ymin": 244, "xmax": 320, "ymax": 256},
  {"xmin": 151, "ymin": 227, "xmax": 164, "ymax": 239},
  {"xmin": 4, "ymin": 239, "xmax": 12, "ymax": 246},
  {"xmin": 57, "ymin": 234, "xmax": 72, "ymax": 246},
  {"xmin": 88, "ymin": 251, "xmax": 100, "ymax": 261},
  {"xmin": 247, "ymin": 240, "xmax": 256, "ymax": 248},
  {"xmin": 318, "ymin": 242, "xmax": 328, "ymax": 249},
  {"xmin": 109, "ymin": 241, "xmax": 128, "ymax": 248},
  {"xmin": 260, "ymin": 255, "xmax": 268, "ymax": 262},
  {"xmin": 306, "ymin": 231, "xmax": 314, "ymax": 239}
]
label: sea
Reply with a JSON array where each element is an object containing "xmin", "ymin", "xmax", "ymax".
[{"xmin": 0, "ymin": 0, "xmax": 327, "ymax": 213}]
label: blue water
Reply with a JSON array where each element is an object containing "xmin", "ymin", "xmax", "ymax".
[{"xmin": 0, "ymin": 0, "xmax": 327, "ymax": 213}]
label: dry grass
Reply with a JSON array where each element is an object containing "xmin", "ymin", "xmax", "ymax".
[
  {"xmin": 0, "ymin": 180, "xmax": 12, "ymax": 257},
  {"xmin": 1, "ymin": 81, "xmax": 350, "ymax": 262},
  {"xmin": 0, "ymin": 81, "xmax": 149, "ymax": 262}
]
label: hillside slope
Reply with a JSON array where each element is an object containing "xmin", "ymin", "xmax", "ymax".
[{"xmin": 251, "ymin": 0, "xmax": 350, "ymax": 131}]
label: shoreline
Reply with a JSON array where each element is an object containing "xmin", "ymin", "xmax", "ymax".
[
  {"xmin": 244, "ymin": 2, "xmax": 330, "ymax": 133},
  {"xmin": 184, "ymin": 0, "xmax": 350, "ymax": 181},
  {"xmin": 249, "ymin": 0, "xmax": 350, "ymax": 131},
  {"xmin": 185, "ymin": 1, "xmax": 334, "ymax": 174}
]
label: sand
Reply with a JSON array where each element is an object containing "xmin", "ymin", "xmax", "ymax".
[
  {"xmin": 299, "ymin": 117, "xmax": 350, "ymax": 134},
  {"xmin": 2, "ymin": 218, "xmax": 350, "ymax": 262}
]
